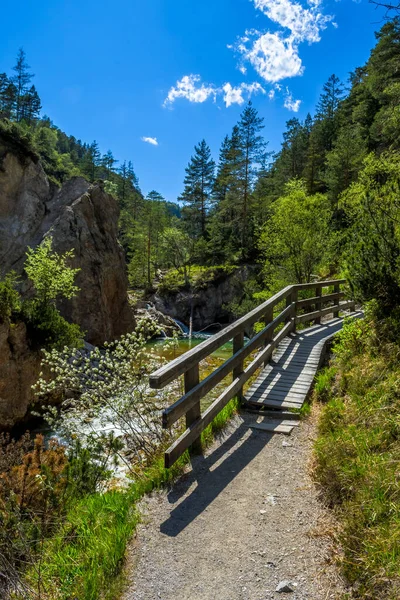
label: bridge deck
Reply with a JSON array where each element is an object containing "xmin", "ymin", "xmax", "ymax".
[{"xmin": 245, "ymin": 313, "xmax": 362, "ymax": 432}]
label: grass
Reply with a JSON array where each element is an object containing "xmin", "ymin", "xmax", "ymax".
[
  {"xmin": 313, "ymin": 317, "xmax": 400, "ymax": 599},
  {"xmin": 24, "ymin": 397, "xmax": 240, "ymax": 599}
]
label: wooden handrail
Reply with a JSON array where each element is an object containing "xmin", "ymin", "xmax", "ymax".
[{"xmin": 150, "ymin": 278, "xmax": 354, "ymax": 468}]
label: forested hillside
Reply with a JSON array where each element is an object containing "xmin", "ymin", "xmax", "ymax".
[{"xmin": 4, "ymin": 20, "xmax": 400, "ymax": 313}]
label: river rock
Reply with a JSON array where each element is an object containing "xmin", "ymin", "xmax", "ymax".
[{"xmin": 134, "ymin": 304, "xmax": 181, "ymax": 337}]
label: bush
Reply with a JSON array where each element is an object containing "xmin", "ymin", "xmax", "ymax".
[
  {"xmin": 314, "ymin": 316, "xmax": 400, "ymax": 598},
  {"xmin": 0, "ymin": 272, "xmax": 21, "ymax": 322},
  {"xmin": 23, "ymin": 300, "xmax": 83, "ymax": 350}
]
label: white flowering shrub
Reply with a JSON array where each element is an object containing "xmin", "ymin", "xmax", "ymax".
[{"xmin": 33, "ymin": 318, "xmax": 177, "ymax": 473}]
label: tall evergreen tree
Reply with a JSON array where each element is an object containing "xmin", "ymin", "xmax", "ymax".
[
  {"xmin": 237, "ymin": 102, "xmax": 268, "ymax": 258},
  {"xmin": 315, "ymin": 74, "xmax": 345, "ymax": 151},
  {"xmin": 179, "ymin": 139, "xmax": 215, "ymax": 238},
  {"xmin": 101, "ymin": 150, "xmax": 118, "ymax": 179},
  {"xmin": 11, "ymin": 48, "xmax": 33, "ymax": 122},
  {"xmin": 81, "ymin": 141, "xmax": 101, "ymax": 181},
  {"xmin": 20, "ymin": 84, "xmax": 41, "ymax": 123}
]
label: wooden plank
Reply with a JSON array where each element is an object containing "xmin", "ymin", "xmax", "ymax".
[
  {"xmin": 250, "ymin": 423, "xmax": 294, "ymax": 434},
  {"xmin": 247, "ymin": 380, "xmax": 312, "ymax": 393},
  {"xmin": 315, "ymin": 286, "xmax": 322, "ymax": 325},
  {"xmin": 162, "ymin": 305, "xmax": 293, "ymax": 427},
  {"xmin": 249, "ymin": 388, "xmax": 308, "ymax": 399},
  {"xmin": 233, "ymin": 331, "xmax": 244, "ymax": 402},
  {"xmin": 151, "ymin": 279, "xmax": 346, "ymax": 389},
  {"xmin": 164, "ymin": 320, "xmax": 295, "ymax": 466},
  {"xmin": 246, "ymin": 397, "xmax": 303, "ymax": 408},
  {"xmin": 151, "ymin": 286, "xmax": 294, "ymax": 389},
  {"xmin": 295, "ymin": 301, "xmax": 354, "ymax": 325},
  {"xmin": 296, "ymin": 291, "xmax": 344, "ymax": 308},
  {"xmin": 258, "ymin": 419, "xmax": 300, "ymax": 427},
  {"xmin": 257, "ymin": 387, "xmax": 311, "ymax": 397},
  {"xmin": 184, "ymin": 365, "xmax": 201, "ymax": 454},
  {"xmin": 294, "ymin": 279, "xmax": 346, "ymax": 291},
  {"xmin": 244, "ymin": 408, "xmax": 301, "ymax": 420}
]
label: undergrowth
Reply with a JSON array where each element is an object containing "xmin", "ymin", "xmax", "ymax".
[
  {"xmin": 313, "ymin": 310, "xmax": 400, "ymax": 599},
  {"xmin": 20, "ymin": 397, "xmax": 240, "ymax": 599}
]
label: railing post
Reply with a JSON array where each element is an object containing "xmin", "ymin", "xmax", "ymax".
[
  {"xmin": 291, "ymin": 288, "xmax": 298, "ymax": 332},
  {"xmin": 263, "ymin": 305, "xmax": 274, "ymax": 367},
  {"xmin": 333, "ymin": 282, "xmax": 340, "ymax": 318},
  {"xmin": 233, "ymin": 331, "xmax": 244, "ymax": 402},
  {"xmin": 315, "ymin": 285, "xmax": 322, "ymax": 325},
  {"xmin": 184, "ymin": 364, "xmax": 201, "ymax": 454},
  {"xmin": 285, "ymin": 288, "xmax": 297, "ymax": 331}
]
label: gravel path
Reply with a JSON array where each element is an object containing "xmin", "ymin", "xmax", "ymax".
[{"xmin": 123, "ymin": 411, "xmax": 345, "ymax": 600}]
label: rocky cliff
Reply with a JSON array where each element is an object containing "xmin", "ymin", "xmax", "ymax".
[
  {"xmin": 0, "ymin": 133, "xmax": 135, "ymax": 428},
  {"xmin": 151, "ymin": 266, "xmax": 255, "ymax": 332},
  {"xmin": 0, "ymin": 321, "xmax": 41, "ymax": 429},
  {"xmin": 0, "ymin": 137, "xmax": 134, "ymax": 345}
]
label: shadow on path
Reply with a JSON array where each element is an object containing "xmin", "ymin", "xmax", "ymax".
[{"xmin": 160, "ymin": 420, "xmax": 270, "ymax": 537}]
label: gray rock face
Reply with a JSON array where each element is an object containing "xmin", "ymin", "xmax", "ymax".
[
  {"xmin": 0, "ymin": 321, "xmax": 41, "ymax": 429},
  {"xmin": 0, "ymin": 137, "xmax": 134, "ymax": 346},
  {"xmin": 151, "ymin": 266, "xmax": 256, "ymax": 332}
]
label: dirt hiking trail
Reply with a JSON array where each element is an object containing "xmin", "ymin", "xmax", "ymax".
[{"xmin": 123, "ymin": 412, "xmax": 345, "ymax": 600}]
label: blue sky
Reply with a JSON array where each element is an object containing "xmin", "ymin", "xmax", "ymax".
[{"xmin": 0, "ymin": 0, "xmax": 386, "ymax": 202}]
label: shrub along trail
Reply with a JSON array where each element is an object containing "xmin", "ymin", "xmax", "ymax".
[{"xmin": 123, "ymin": 412, "xmax": 346, "ymax": 600}]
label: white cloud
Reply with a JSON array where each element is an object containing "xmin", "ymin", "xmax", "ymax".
[
  {"xmin": 233, "ymin": 0, "xmax": 333, "ymax": 85},
  {"xmin": 163, "ymin": 74, "xmax": 216, "ymax": 107},
  {"xmin": 283, "ymin": 89, "xmax": 301, "ymax": 111},
  {"xmin": 238, "ymin": 31, "xmax": 304, "ymax": 83},
  {"xmin": 164, "ymin": 77, "xmax": 265, "ymax": 107},
  {"xmin": 222, "ymin": 82, "xmax": 265, "ymax": 107},
  {"xmin": 164, "ymin": 0, "xmax": 334, "ymax": 111},
  {"xmin": 141, "ymin": 136, "xmax": 158, "ymax": 146},
  {"xmin": 253, "ymin": 0, "xmax": 332, "ymax": 43}
]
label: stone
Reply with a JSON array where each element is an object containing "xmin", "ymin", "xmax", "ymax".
[{"xmin": 276, "ymin": 580, "xmax": 295, "ymax": 593}]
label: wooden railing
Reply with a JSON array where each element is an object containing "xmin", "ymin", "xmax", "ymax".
[{"xmin": 150, "ymin": 279, "xmax": 354, "ymax": 468}]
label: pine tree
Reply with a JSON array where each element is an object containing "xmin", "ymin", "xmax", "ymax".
[
  {"xmin": 279, "ymin": 118, "xmax": 309, "ymax": 180},
  {"xmin": 81, "ymin": 141, "xmax": 101, "ymax": 181},
  {"xmin": 237, "ymin": 102, "xmax": 268, "ymax": 258},
  {"xmin": 101, "ymin": 150, "xmax": 118, "ymax": 179},
  {"xmin": 0, "ymin": 78, "xmax": 17, "ymax": 120},
  {"xmin": 179, "ymin": 139, "xmax": 215, "ymax": 239},
  {"xmin": 315, "ymin": 74, "xmax": 345, "ymax": 151},
  {"xmin": 20, "ymin": 84, "xmax": 41, "ymax": 123},
  {"xmin": 11, "ymin": 48, "xmax": 33, "ymax": 122}
]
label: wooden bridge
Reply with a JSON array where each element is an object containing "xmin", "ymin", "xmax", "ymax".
[{"xmin": 150, "ymin": 279, "xmax": 359, "ymax": 468}]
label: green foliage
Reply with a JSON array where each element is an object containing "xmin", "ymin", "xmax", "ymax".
[
  {"xmin": 0, "ymin": 272, "xmax": 21, "ymax": 321},
  {"xmin": 314, "ymin": 315, "xmax": 400, "ymax": 598},
  {"xmin": 25, "ymin": 236, "xmax": 80, "ymax": 305},
  {"xmin": 259, "ymin": 179, "xmax": 331, "ymax": 285},
  {"xmin": 179, "ymin": 139, "xmax": 216, "ymax": 239},
  {"xmin": 341, "ymin": 152, "xmax": 400, "ymax": 315},
  {"xmin": 23, "ymin": 301, "xmax": 83, "ymax": 350},
  {"xmin": 20, "ymin": 237, "xmax": 84, "ymax": 349},
  {"xmin": 157, "ymin": 264, "xmax": 237, "ymax": 295}
]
